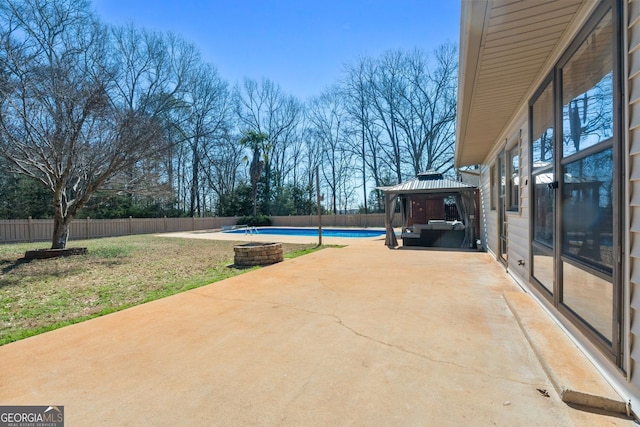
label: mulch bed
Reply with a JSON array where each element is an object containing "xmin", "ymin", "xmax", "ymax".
[{"xmin": 23, "ymin": 248, "xmax": 88, "ymax": 260}]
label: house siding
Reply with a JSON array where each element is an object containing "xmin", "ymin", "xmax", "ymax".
[
  {"xmin": 507, "ymin": 123, "xmax": 530, "ymax": 281},
  {"xmin": 478, "ymin": 121, "xmax": 530, "ymax": 281},
  {"xmin": 628, "ymin": 0, "xmax": 640, "ymax": 388},
  {"xmin": 478, "ymin": 164, "xmax": 497, "ymax": 254}
]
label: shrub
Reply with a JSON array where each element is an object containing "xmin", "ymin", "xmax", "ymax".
[{"xmin": 236, "ymin": 215, "xmax": 272, "ymax": 226}]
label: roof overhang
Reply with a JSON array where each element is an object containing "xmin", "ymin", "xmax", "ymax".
[{"xmin": 455, "ymin": 0, "xmax": 592, "ymax": 167}]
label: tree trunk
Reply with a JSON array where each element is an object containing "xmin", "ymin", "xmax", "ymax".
[
  {"xmin": 361, "ymin": 125, "xmax": 368, "ymax": 214},
  {"xmin": 248, "ymin": 146, "xmax": 263, "ymax": 217},
  {"xmin": 51, "ymin": 215, "xmax": 71, "ymax": 249},
  {"xmin": 189, "ymin": 142, "xmax": 199, "ymax": 217},
  {"xmin": 263, "ymin": 162, "xmax": 272, "ymax": 215},
  {"xmin": 252, "ymin": 186, "xmax": 258, "ymax": 216}
]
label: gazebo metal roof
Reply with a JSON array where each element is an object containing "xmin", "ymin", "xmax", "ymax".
[{"xmin": 378, "ymin": 171, "xmax": 475, "ymax": 194}]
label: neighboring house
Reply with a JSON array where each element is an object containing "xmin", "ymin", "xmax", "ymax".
[{"xmin": 456, "ymin": 0, "xmax": 640, "ymax": 412}]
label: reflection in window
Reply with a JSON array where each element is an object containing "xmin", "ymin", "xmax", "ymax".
[
  {"xmin": 561, "ymin": 148, "xmax": 613, "ymax": 272},
  {"xmin": 532, "ymin": 82, "xmax": 554, "ymax": 170},
  {"xmin": 499, "ymin": 152, "xmax": 506, "ymax": 199},
  {"xmin": 532, "ymin": 79, "xmax": 555, "ymax": 248},
  {"xmin": 490, "ymin": 164, "xmax": 496, "ymax": 210},
  {"xmin": 562, "ymin": 12, "xmax": 613, "ymax": 158},
  {"xmin": 562, "ymin": 262, "xmax": 613, "ymax": 342},
  {"xmin": 508, "ymin": 145, "xmax": 519, "ymax": 211},
  {"xmin": 527, "ymin": 3, "xmax": 619, "ymax": 354},
  {"xmin": 532, "ymin": 246, "xmax": 553, "ymax": 294},
  {"xmin": 498, "ymin": 152, "xmax": 507, "ymax": 258},
  {"xmin": 533, "ymin": 173, "xmax": 554, "ymax": 247}
]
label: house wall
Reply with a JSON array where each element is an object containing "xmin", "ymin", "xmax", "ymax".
[
  {"xmin": 627, "ymin": 0, "xmax": 640, "ymax": 388},
  {"xmin": 479, "ymin": 166, "xmax": 497, "ymax": 253},
  {"xmin": 478, "ymin": 118, "xmax": 528, "ymax": 274},
  {"xmin": 506, "ymin": 123, "xmax": 530, "ymax": 281},
  {"xmin": 477, "ymin": 0, "xmax": 640, "ymax": 398}
]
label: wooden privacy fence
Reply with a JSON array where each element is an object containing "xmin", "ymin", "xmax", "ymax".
[
  {"xmin": 0, "ymin": 214, "xmax": 399, "ymax": 244},
  {"xmin": 0, "ymin": 217, "xmax": 236, "ymax": 244},
  {"xmin": 271, "ymin": 213, "xmax": 389, "ymax": 228}
]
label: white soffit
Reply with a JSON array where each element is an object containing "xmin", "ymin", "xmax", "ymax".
[{"xmin": 455, "ymin": 0, "xmax": 587, "ymax": 166}]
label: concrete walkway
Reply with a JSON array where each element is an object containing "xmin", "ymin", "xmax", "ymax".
[{"xmin": 0, "ymin": 237, "xmax": 635, "ymax": 426}]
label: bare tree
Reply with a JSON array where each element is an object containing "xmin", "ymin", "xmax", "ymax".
[
  {"xmin": 342, "ymin": 45, "xmax": 457, "ymax": 190},
  {"xmin": 367, "ymin": 50, "xmax": 406, "ymax": 184},
  {"xmin": 343, "ymin": 58, "xmax": 370, "ymax": 213},
  {"xmin": 342, "ymin": 56, "xmax": 394, "ymax": 212},
  {"xmin": 308, "ymin": 87, "xmax": 355, "ymax": 214},
  {"xmin": 207, "ymin": 132, "xmax": 244, "ymax": 205},
  {"xmin": 234, "ymin": 78, "xmax": 302, "ymax": 213},
  {"xmin": 109, "ymin": 26, "xmax": 196, "ymax": 214},
  {"xmin": 396, "ymin": 45, "xmax": 457, "ymax": 175},
  {"xmin": 283, "ymin": 119, "xmax": 308, "ymax": 191},
  {"xmin": 298, "ymin": 118, "xmax": 323, "ymax": 208},
  {"xmin": 0, "ymin": 0, "xmax": 176, "ymax": 248},
  {"xmin": 180, "ymin": 62, "xmax": 231, "ymax": 216}
]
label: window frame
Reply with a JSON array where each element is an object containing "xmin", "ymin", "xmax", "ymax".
[
  {"xmin": 507, "ymin": 141, "xmax": 520, "ymax": 212},
  {"xmin": 489, "ymin": 163, "xmax": 496, "ymax": 211}
]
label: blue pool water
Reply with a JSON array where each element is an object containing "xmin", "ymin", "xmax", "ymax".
[{"xmin": 224, "ymin": 227, "xmax": 385, "ymax": 238}]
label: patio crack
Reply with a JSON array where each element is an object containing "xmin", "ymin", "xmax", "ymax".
[
  {"xmin": 330, "ymin": 316, "xmax": 541, "ymax": 387},
  {"xmin": 280, "ymin": 364, "xmax": 320, "ymax": 424},
  {"xmin": 192, "ymin": 293, "xmax": 543, "ymax": 387}
]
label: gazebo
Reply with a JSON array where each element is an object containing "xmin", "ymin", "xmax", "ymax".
[{"xmin": 378, "ymin": 171, "xmax": 478, "ymax": 249}]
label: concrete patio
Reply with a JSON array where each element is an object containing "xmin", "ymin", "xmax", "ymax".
[{"xmin": 0, "ymin": 235, "xmax": 635, "ymax": 426}]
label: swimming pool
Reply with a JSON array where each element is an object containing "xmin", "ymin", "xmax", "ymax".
[{"xmin": 223, "ymin": 227, "xmax": 386, "ymax": 238}]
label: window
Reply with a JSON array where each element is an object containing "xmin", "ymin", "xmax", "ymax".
[
  {"xmin": 559, "ymin": 7, "xmax": 614, "ymax": 276},
  {"xmin": 561, "ymin": 148, "xmax": 613, "ymax": 273},
  {"xmin": 531, "ymin": 80, "xmax": 555, "ymax": 248},
  {"xmin": 508, "ymin": 144, "xmax": 520, "ymax": 211},
  {"xmin": 490, "ymin": 164, "xmax": 496, "ymax": 210},
  {"xmin": 561, "ymin": 12, "xmax": 613, "ymax": 159},
  {"xmin": 531, "ymin": 82, "xmax": 554, "ymax": 170},
  {"xmin": 498, "ymin": 151, "xmax": 508, "ymax": 262}
]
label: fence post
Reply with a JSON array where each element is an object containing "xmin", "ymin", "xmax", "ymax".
[
  {"xmin": 86, "ymin": 217, "xmax": 90, "ymax": 240},
  {"xmin": 192, "ymin": 216, "xmax": 195, "ymax": 231},
  {"xmin": 128, "ymin": 216, "xmax": 132, "ymax": 235},
  {"xmin": 164, "ymin": 216, "xmax": 167, "ymax": 232},
  {"xmin": 28, "ymin": 216, "xmax": 33, "ymax": 242}
]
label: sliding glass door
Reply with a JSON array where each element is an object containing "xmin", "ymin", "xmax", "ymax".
[{"xmin": 528, "ymin": 1, "xmax": 622, "ymax": 362}]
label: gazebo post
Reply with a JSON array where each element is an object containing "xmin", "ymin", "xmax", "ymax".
[
  {"xmin": 384, "ymin": 192, "xmax": 398, "ymax": 248},
  {"xmin": 400, "ymin": 195, "xmax": 406, "ymax": 231}
]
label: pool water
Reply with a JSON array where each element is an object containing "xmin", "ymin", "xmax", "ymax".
[{"xmin": 224, "ymin": 227, "xmax": 386, "ymax": 238}]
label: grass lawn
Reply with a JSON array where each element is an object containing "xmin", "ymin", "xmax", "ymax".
[{"xmin": 0, "ymin": 235, "xmax": 319, "ymax": 345}]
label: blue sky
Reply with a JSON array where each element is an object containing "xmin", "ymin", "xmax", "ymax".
[{"xmin": 92, "ymin": 0, "xmax": 461, "ymax": 100}]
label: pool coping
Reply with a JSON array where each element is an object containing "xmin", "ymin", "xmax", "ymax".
[{"xmin": 220, "ymin": 226, "xmax": 386, "ymax": 239}]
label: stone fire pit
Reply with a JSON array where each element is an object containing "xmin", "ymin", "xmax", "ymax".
[{"xmin": 233, "ymin": 242, "xmax": 283, "ymax": 267}]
